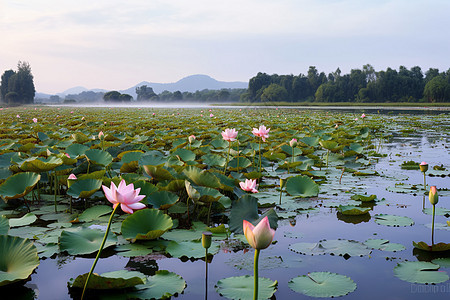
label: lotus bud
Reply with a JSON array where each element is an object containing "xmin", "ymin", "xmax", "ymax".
[
  {"xmin": 419, "ymin": 161, "xmax": 428, "ymax": 173},
  {"xmin": 67, "ymin": 174, "xmax": 77, "ymax": 188},
  {"xmin": 188, "ymin": 135, "xmax": 196, "ymax": 144},
  {"xmin": 289, "ymin": 138, "xmax": 298, "ymax": 148},
  {"xmin": 429, "ymin": 186, "xmax": 438, "ymax": 205},
  {"xmin": 98, "ymin": 131, "xmax": 104, "ymax": 140},
  {"xmin": 280, "ymin": 178, "xmax": 285, "ymax": 188},
  {"xmin": 202, "ymin": 231, "xmax": 212, "ymax": 249}
]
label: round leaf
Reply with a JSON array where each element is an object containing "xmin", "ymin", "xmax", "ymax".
[
  {"xmin": 59, "ymin": 228, "xmax": 117, "ymax": 255},
  {"xmin": 85, "ymin": 149, "xmax": 113, "ymax": 166},
  {"xmin": 216, "ymin": 275, "xmax": 277, "ymax": 300},
  {"xmin": 0, "ymin": 172, "xmax": 40, "ymax": 202},
  {"xmin": 394, "ymin": 261, "xmax": 449, "ymax": 284},
  {"xmin": 288, "ymin": 272, "xmax": 356, "ymax": 297},
  {"xmin": 285, "ymin": 175, "xmax": 319, "ymax": 198},
  {"xmin": 121, "ymin": 209, "xmax": 173, "ymax": 240}
]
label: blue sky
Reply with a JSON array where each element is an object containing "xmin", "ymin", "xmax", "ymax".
[{"xmin": 1, "ymin": 0, "xmax": 449, "ymax": 94}]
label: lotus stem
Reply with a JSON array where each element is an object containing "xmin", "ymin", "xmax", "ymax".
[
  {"xmin": 258, "ymin": 140, "xmax": 262, "ymax": 175},
  {"xmin": 423, "ymin": 172, "xmax": 427, "ymax": 190},
  {"xmin": 54, "ymin": 171, "xmax": 58, "ymax": 213},
  {"xmin": 339, "ymin": 168, "xmax": 345, "ymax": 184},
  {"xmin": 326, "ymin": 149, "xmax": 329, "ymax": 168},
  {"xmin": 431, "ymin": 204, "xmax": 435, "ymax": 246},
  {"xmin": 81, "ymin": 205, "xmax": 119, "ymax": 300},
  {"xmin": 207, "ymin": 202, "xmax": 212, "ymax": 227},
  {"xmin": 205, "ymin": 247, "xmax": 209, "ymax": 300},
  {"xmin": 253, "ymin": 248, "xmax": 260, "ymax": 300},
  {"xmin": 223, "ymin": 141, "xmax": 231, "ymax": 174},
  {"xmin": 422, "ymin": 195, "xmax": 425, "ymax": 210}
]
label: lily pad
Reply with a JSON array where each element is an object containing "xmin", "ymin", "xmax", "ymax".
[
  {"xmin": 288, "ymin": 272, "xmax": 356, "ymax": 297},
  {"xmin": 69, "ymin": 270, "xmax": 146, "ymax": 289},
  {"xmin": 128, "ymin": 270, "xmax": 186, "ymax": 299},
  {"xmin": 0, "ymin": 216, "xmax": 9, "ymax": 235},
  {"xmin": 364, "ymin": 239, "xmax": 405, "ymax": 252},
  {"xmin": 412, "ymin": 241, "xmax": 450, "ymax": 252},
  {"xmin": 0, "ymin": 235, "xmax": 40, "ymax": 286},
  {"xmin": 216, "ymin": 275, "xmax": 277, "ymax": 300},
  {"xmin": 19, "ymin": 156, "xmax": 63, "ymax": 172},
  {"xmin": 121, "ymin": 209, "xmax": 173, "ymax": 241},
  {"xmin": 67, "ymin": 179, "xmax": 102, "ymax": 199},
  {"xmin": 0, "ymin": 172, "xmax": 40, "ymax": 202},
  {"xmin": 146, "ymin": 190, "xmax": 179, "ymax": 209},
  {"xmin": 431, "ymin": 258, "xmax": 450, "ymax": 268},
  {"xmin": 8, "ymin": 213, "xmax": 37, "ymax": 227},
  {"xmin": 422, "ymin": 207, "xmax": 450, "ymax": 216},
  {"xmin": 165, "ymin": 240, "xmax": 220, "ymax": 259},
  {"xmin": 85, "ymin": 149, "xmax": 113, "ymax": 166},
  {"xmin": 393, "ymin": 261, "xmax": 449, "ymax": 284},
  {"xmin": 285, "ymin": 175, "xmax": 319, "ymax": 198},
  {"xmin": 338, "ymin": 205, "xmax": 371, "ymax": 215},
  {"xmin": 77, "ymin": 205, "xmax": 112, "ymax": 222},
  {"xmin": 374, "ymin": 214, "xmax": 414, "ymax": 227},
  {"xmin": 289, "ymin": 239, "xmax": 371, "ymax": 258},
  {"xmin": 59, "ymin": 228, "xmax": 117, "ymax": 255}
]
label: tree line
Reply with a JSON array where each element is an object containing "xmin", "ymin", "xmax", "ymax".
[
  {"xmin": 0, "ymin": 61, "xmax": 35, "ymax": 105},
  {"xmin": 244, "ymin": 65, "xmax": 450, "ymax": 103}
]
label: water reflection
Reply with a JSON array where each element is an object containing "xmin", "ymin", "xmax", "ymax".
[
  {"xmin": 125, "ymin": 258, "xmax": 158, "ymax": 276},
  {"xmin": 336, "ymin": 212, "xmax": 371, "ymax": 224}
]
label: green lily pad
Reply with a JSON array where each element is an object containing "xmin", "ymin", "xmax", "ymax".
[
  {"xmin": 338, "ymin": 205, "xmax": 371, "ymax": 215},
  {"xmin": 67, "ymin": 179, "xmax": 102, "ymax": 199},
  {"xmin": 0, "ymin": 172, "xmax": 40, "ymax": 202},
  {"xmin": 69, "ymin": 270, "xmax": 146, "ymax": 289},
  {"xmin": 115, "ymin": 243, "xmax": 153, "ymax": 257},
  {"xmin": 0, "ymin": 235, "xmax": 40, "ymax": 286},
  {"xmin": 431, "ymin": 258, "xmax": 450, "ymax": 268},
  {"xmin": 85, "ymin": 149, "xmax": 113, "ymax": 166},
  {"xmin": 288, "ymin": 272, "xmax": 356, "ymax": 297},
  {"xmin": 320, "ymin": 140, "xmax": 338, "ymax": 150},
  {"xmin": 8, "ymin": 213, "xmax": 37, "ymax": 227},
  {"xmin": 165, "ymin": 240, "xmax": 220, "ymax": 258},
  {"xmin": 202, "ymin": 154, "xmax": 226, "ymax": 167},
  {"xmin": 289, "ymin": 239, "xmax": 371, "ymax": 258},
  {"xmin": 350, "ymin": 194, "xmax": 377, "ymax": 202},
  {"xmin": 59, "ymin": 228, "xmax": 117, "ymax": 255},
  {"xmin": 412, "ymin": 241, "xmax": 450, "ymax": 252},
  {"xmin": 129, "ymin": 270, "xmax": 186, "ymax": 299},
  {"xmin": 19, "ymin": 156, "xmax": 63, "ymax": 172},
  {"xmin": 139, "ymin": 152, "xmax": 167, "ymax": 166},
  {"xmin": 216, "ymin": 275, "xmax": 277, "ymax": 300},
  {"xmin": 300, "ymin": 136, "xmax": 319, "ymax": 147},
  {"xmin": 77, "ymin": 205, "xmax": 112, "ymax": 222},
  {"xmin": 172, "ymin": 148, "xmax": 196, "ymax": 162},
  {"xmin": 0, "ymin": 216, "xmax": 9, "ymax": 235},
  {"xmin": 65, "ymin": 143, "xmax": 89, "ymax": 157},
  {"xmin": 229, "ymin": 157, "xmax": 252, "ymax": 170},
  {"xmin": 146, "ymin": 190, "xmax": 179, "ymax": 209},
  {"xmin": 121, "ymin": 209, "xmax": 173, "ymax": 241},
  {"xmin": 285, "ymin": 175, "xmax": 319, "ymax": 198},
  {"xmin": 374, "ymin": 214, "xmax": 414, "ymax": 227},
  {"xmin": 422, "ymin": 207, "xmax": 450, "ymax": 216},
  {"xmin": 393, "ymin": 261, "xmax": 449, "ymax": 284},
  {"xmin": 183, "ymin": 166, "xmax": 221, "ymax": 188},
  {"xmin": 364, "ymin": 239, "xmax": 405, "ymax": 252},
  {"xmin": 229, "ymin": 194, "xmax": 278, "ymax": 234}
]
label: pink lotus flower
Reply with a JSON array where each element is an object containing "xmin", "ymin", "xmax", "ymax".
[
  {"xmin": 252, "ymin": 125, "xmax": 270, "ymax": 142},
  {"xmin": 429, "ymin": 186, "xmax": 438, "ymax": 205},
  {"xmin": 361, "ymin": 113, "xmax": 366, "ymax": 118},
  {"xmin": 16, "ymin": 114, "xmax": 20, "ymax": 118},
  {"xmin": 210, "ymin": 113, "xmax": 214, "ymax": 117},
  {"xmin": 68, "ymin": 174, "xmax": 77, "ymax": 180},
  {"xmin": 243, "ymin": 216, "xmax": 275, "ymax": 250},
  {"xmin": 98, "ymin": 131, "xmax": 104, "ymax": 140},
  {"xmin": 420, "ymin": 161, "xmax": 428, "ymax": 173},
  {"xmin": 240, "ymin": 179, "xmax": 258, "ymax": 193},
  {"xmin": 65, "ymin": 153, "xmax": 70, "ymax": 158},
  {"xmin": 32, "ymin": 118, "xmax": 37, "ymax": 123},
  {"xmin": 188, "ymin": 135, "xmax": 196, "ymax": 143},
  {"xmin": 102, "ymin": 180, "xmax": 146, "ymax": 214},
  {"xmin": 221, "ymin": 128, "xmax": 238, "ymax": 142},
  {"xmin": 289, "ymin": 138, "xmax": 298, "ymax": 147}
]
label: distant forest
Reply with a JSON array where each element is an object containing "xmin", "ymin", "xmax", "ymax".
[{"xmin": 243, "ymin": 65, "xmax": 450, "ymax": 103}]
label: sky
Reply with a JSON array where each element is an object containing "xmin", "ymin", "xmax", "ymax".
[{"xmin": 1, "ymin": 0, "xmax": 449, "ymax": 94}]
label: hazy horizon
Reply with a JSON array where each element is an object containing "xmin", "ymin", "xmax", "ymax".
[{"xmin": 1, "ymin": 0, "xmax": 450, "ymax": 94}]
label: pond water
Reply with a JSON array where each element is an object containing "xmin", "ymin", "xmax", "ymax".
[{"xmin": 1, "ymin": 107, "xmax": 449, "ymax": 300}]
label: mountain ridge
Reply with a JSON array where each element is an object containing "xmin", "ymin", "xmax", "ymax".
[{"xmin": 36, "ymin": 74, "xmax": 248, "ymax": 99}]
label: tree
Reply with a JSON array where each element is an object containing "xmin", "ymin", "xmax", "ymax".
[
  {"xmin": 260, "ymin": 84, "xmax": 288, "ymax": 102},
  {"xmin": 172, "ymin": 91, "xmax": 183, "ymax": 101},
  {"xmin": 0, "ymin": 61, "xmax": 35, "ymax": 104},
  {"xmin": 423, "ymin": 75, "xmax": 449, "ymax": 102},
  {"xmin": 136, "ymin": 85, "xmax": 157, "ymax": 101},
  {"xmin": 103, "ymin": 91, "xmax": 122, "ymax": 102},
  {"xmin": 119, "ymin": 93, "xmax": 132, "ymax": 102}
]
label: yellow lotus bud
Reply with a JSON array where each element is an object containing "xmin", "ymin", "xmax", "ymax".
[{"xmin": 202, "ymin": 231, "xmax": 212, "ymax": 249}]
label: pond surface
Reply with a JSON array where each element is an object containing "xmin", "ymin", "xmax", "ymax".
[{"xmin": 1, "ymin": 107, "xmax": 449, "ymax": 300}]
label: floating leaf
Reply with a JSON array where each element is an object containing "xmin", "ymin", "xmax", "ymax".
[
  {"xmin": 165, "ymin": 240, "xmax": 219, "ymax": 258},
  {"xmin": 172, "ymin": 148, "xmax": 196, "ymax": 162},
  {"xmin": 289, "ymin": 239, "xmax": 371, "ymax": 258},
  {"xmin": 59, "ymin": 228, "xmax": 117, "ymax": 255},
  {"xmin": 77, "ymin": 205, "xmax": 112, "ymax": 222},
  {"xmin": 285, "ymin": 175, "xmax": 319, "ymax": 198},
  {"xmin": 67, "ymin": 179, "xmax": 102, "ymax": 199},
  {"xmin": 393, "ymin": 261, "xmax": 449, "ymax": 284},
  {"xmin": 129, "ymin": 270, "xmax": 186, "ymax": 300},
  {"xmin": 121, "ymin": 209, "xmax": 173, "ymax": 241},
  {"xmin": 422, "ymin": 207, "xmax": 450, "ymax": 216},
  {"xmin": 19, "ymin": 156, "xmax": 63, "ymax": 172},
  {"xmin": 85, "ymin": 149, "xmax": 113, "ymax": 166},
  {"xmin": 0, "ymin": 235, "xmax": 40, "ymax": 286},
  {"xmin": 364, "ymin": 239, "xmax": 405, "ymax": 252},
  {"xmin": 338, "ymin": 205, "xmax": 371, "ymax": 215},
  {"xmin": 69, "ymin": 270, "xmax": 145, "ymax": 289},
  {"xmin": 412, "ymin": 241, "xmax": 450, "ymax": 252},
  {"xmin": 288, "ymin": 272, "xmax": 356, "ymax": 297},
  {"xmin": 431, "ymin": 258, "xmax": 450, "ymax": 268},
  {"xmin": 216, "ymin": 275, "xmax": 277, "ymax": 300},
  {"xmin": 8, "ymin": 213, "xmax": 37, "ymax": 227},
  {"xmin": 0, "ymin": 172, "xmax": 40, "ymax": 202},
  {"xmin": 147, "ymin": 190, "xmax": 179, "ymax": 209},
  {"xmin": 0, "ymin": 216, "xmax": 9, "ymax": 235},
  {"xmin": 374, "ymin": 214, "xmax": 414, "ymax": 227}
]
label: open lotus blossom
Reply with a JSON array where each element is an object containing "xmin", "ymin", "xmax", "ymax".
[
  {"xmin": 243, "ymin": 216, "xmax": 275, "ymax": 250},
  {"xmin": 361, "ymin": 113, "xmax": 366, "ymax": 118},
  {"xmin": 68, "ymin": 174, "xmax": 77, "ymax": 180},
  {"xmin": 252, "ymin": 125, "xmax": 270, "ymax": 142},
  {"xmin": 102, "ymin": 179, "xmax": 146, "ymax": 214},
  {"xmin": 240, "ymin": 179, "xmax": 258, "ymax": 193},
  {"xmin": 16, "ymin": 114, "xmax": 20, "ymax": 118},
  {"xmin": 32, "ymin": 118, "xmax": 37, "ymax": 123},
  {"xmin": 209, "ymin": 113, "xmax": 214, "ymax": 117},
  {"xmin": 221, "ymin": 128, "xmax": 238, "ymax": 142}
]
